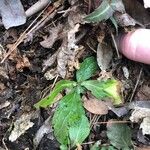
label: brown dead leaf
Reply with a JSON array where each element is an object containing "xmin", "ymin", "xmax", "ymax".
[
  {"xmin": 9, "ymin": 112, "xmax": 36, "ymax": 142},
  {"xmin": 40, "ymin": 24, "xmax": 63, "ymax": 48},
  {"xmin": 114, "ymin": 12, "xmax": 136, "ymax": 27},
  {"xmin": 0, "ymin": 101, "xmax": 10, "ymax": 110},
  {"xmin": 44, "ymin": 68, "xmax": 57, "ymax": 80},
  {"xmin": 4, "ymin": 28, "xmax": 18, "ymax": 43},
  {"xmin": 57, "ymin": 24, "xmax": 80, "ymax": 78},
  {"xmin": 57, "ymin": 38, "xmax": 69, "ymax": 78},
  {"xmin": 140, "ymin": 117, "xmax": 150, "ymax": 135},
  {"xmin": 42, "ymin": 3, "xmax": 85, "ymax": 78},
  {"xmin": 0, "ymin": 66, "xmax": 9, "ymax": 79},
  {"xmin": 7, "ymin": 44, "xmax": 30, "ymax": 71},
  {"xmin": 42, "ymin": 50, "xmax": 59, "ymax": 72},
  {"xmin": 135, "ymin": 147, "xmax": 150, "ymax": 150},
  {"xmin": 136, "ymin": 85, "xmax": 150, "ymax": 100},
  {"xmin": 122, "ymin": 0, "xmax": 150, "ymax": 25},
  {"xmin": 83, "ymin": 95, "xmax": 112, "ymax": 115},
  {"xmin": 97, "ymin": 43, "xmax": 113, "ymax": 71},
  {"xmin": 16, "ymin": 55, "xmax": 31, "ymax": 71},
  {"xmin": 33, "ymin": 116, "xmax": 53, "ymax": 148},
  {"xmin": 0, "ymin": 45, "xmax": 5, "ymax": 61},
  {"xmin": 130, "ymin": 108, "xmax": 150, "ymax": 122}
]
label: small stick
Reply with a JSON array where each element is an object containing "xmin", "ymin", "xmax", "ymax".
[
  {"xmin": 93, "ymin": 120, "xmax": 131, "ymax": 125},
  {"xmin": 1, "ymin": 0, "xmax": 61, "ymax": 63},
  {"xmin": 25, "ymin": 0, "xmax": 52, "ymax": 17},
  {"xmin": 129, "ymin": 68, "xmax": 143, "ymax": 102},
  {"xmin": 110, "ymin": 31, "xmax": 120, "ymax": 58}
]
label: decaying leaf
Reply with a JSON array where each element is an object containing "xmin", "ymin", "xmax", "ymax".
[
  {"xmin": 0, "ymin": 0, "xmax": 26, "ymax": 29},
  {"xmin": 83, "ymin": 95, "xmax": 112, "ymax": 115},
  {"xmin": 122, "ymin": 0, "xmax": 150, "ymax": 25},
  {"xmin": 57, "ymin": 38, "xmax": 70, "ymax": 78},
  {"xmin": 40, "ymin": 24, "xmax": 63, "ymax": 49},
  {"xmin": 127, "ymin": 100, "xmax": 150, "ymax": 135},
  {"xmin": 33, "ymin": 116, "xmax": 53, "ymax": 148},
  {"xmin": 0, "ymin": 101, "xmax": 10, "ymax": 110},
  {"xmin": 137, "ymin": 130, "xmax": 150, "ymax": 145},
  {"xmin": 107, "ymin": 120, "xmax": 132, "ymax": 149},
  {"xmin": 0, "ymin": 66, "xmax": 9, "ymax": 79},
  {"xmin": 114, "ymin": 12, "xmax": 136, "ymax": 27},
  {"xmin": 140, "ymin": 117, "xmax": 150, "ymax": 135},
  {"xmin": 42, "ymin": 50, "xmax": 59, "ymax": 72},
  {"xmin": 81, "ymin": 79, "xmax": 122, "ymax": 105},
  {"xmin": 41, "ymin": 4, "xmax": 85, "ymax": 78},
  {"xmin": 9, "ymin": 112, "xmax": 36, "ymax": 142},
  {"xmin": 122, "ymin": 66, "xmax": 129, "ymax": 79},
  {"xmin": 129, "ymin": 101, "xmax": 150, "ymax": 122},
  {"xmin": 130, "ymin": 107, "xmax": 150, "ymax": 122},
  {"xmin": 136, "ymin": 146, "xmax": 150, "ymax": 150},
  {"xmin": 109, "ymin": 106, "xmax": 129, "ymax": 117},
  {"xmin": 97, "ymin": 43, "xmax": 113, "ymax": 71},
  {"xmin": 44, "ymin": 68, "xmax": 57, "ymax": 80},
  {"xmin": 57, "ymin": 24, "xmax": 80, "ymax": 78},
  {"xmin": 16, "ymin": 55, "xmax": 31, "ymax": 71},
  {"xmin": 136, "ymin": 85, "xmax": 150, "ymax": 100},
  {"xmin": 7, "ymin": 45, "xmax": 31, "ymax": 71}
]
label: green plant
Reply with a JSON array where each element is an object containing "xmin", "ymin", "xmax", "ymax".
[
  {"xmin": 34, "ymin": 56, "xmax": 122, "ymax": 149},
  {"xmin": 84, "ymin": 0, "xmax": 125, "ymax": 34}
]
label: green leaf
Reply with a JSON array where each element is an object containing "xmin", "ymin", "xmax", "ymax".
[
  {"xmin": 85, "ymin": 0, "xmax": 114, "ymax": 23},
  {"xmin": 52, "ymin": 91, "xmax": 90, "ymax": 148},
  {"xmin": 100, "ymin": 146, "xmax": 116, "ymax": 150},
  {"xmin": 69, "ymin": 115, "xmax": 90, "ymax": 146},
  {"xmin": 81, "ymin": 79, "xmax": 122, "ymax": 105},
  {"xmin": 84, "ymin": 0, "xmax": 125, "ymax": 23},
  {"xmin": 34, "ymin": 80, "xmax": 77, "ymax": 108},
  {"xmin": 107, "ymin": 122, "xmax": 132, "ymax": 149},
  {"xmin": 76, "ymin": 56, "xmax": 98, "ymax": 82},
  {"xmin": 60, "ymin": 145, "xmax": 68, "ymax": 150},
  {"xmin": 90, "ymin": 141, "xmax": 101, "ymax": 150}
]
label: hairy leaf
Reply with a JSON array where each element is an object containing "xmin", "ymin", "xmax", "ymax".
[
  {"xmin": 34, "ymin": 80, "xmax": 77, "ymax": 108},
  {"xmin": 101, "ymin": 146, "xmax": 117, "ymax": 150},
  {"xmin": 52, "ymin": 92, "xmax": 90, "ymax": 148},
  {"xmin": 81, "ymin": 79, "xmax": 122, "ymax": 105},
  {"xmin": 107, "ymin": 121, "xmax": 132, "ymax": 149},
  {"xmin": 84, "ymin": 0, "xmax": 125, "ymax": 23},
  {"xmin": 90, "ymin": 141, "xmax": 100, "ymax": 150},
  {"xmin": 69, "ymin": 115, "xmax": 90, "ymax": 147},
  {"xmin": 76, "ymin": 56, "xmax": 98, "ymax": 82}
]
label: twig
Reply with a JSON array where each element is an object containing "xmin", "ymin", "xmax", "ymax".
[
  {"xmin": 2, "ymin": 138, "xmax": 8, "ymax": 150},
  {"xmin": 129, "ymin": 68, "xmax": 143, "ymax": 102},
  {"xmin": 1, "ymin": 0, "xmax": 62, "ymax": 63},
  {"xmin": 93, "ymin": 120, "xmax": 131, "ymax": 125},
  {"xmin": 110, "ymin": 31, "xmax": 120, "ymax": 58},
  {"xmin": 82, "ymin": 141, "xmax": 95, "ymax": 145},
  {"xmin": 86, "ymin": 42, "xmax": 96, "ymax": 53},
  {"xmin": 25, "ymin": 0, "xmax": 52, "ymax": 17},
  {"xmin": 0, "ymin": 6, "xmax": 49, "ymax": 63}
]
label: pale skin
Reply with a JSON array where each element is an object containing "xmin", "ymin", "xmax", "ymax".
[{"xmin": 118, "ymin": 29, "xmax": 150, "ymax": 64}]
